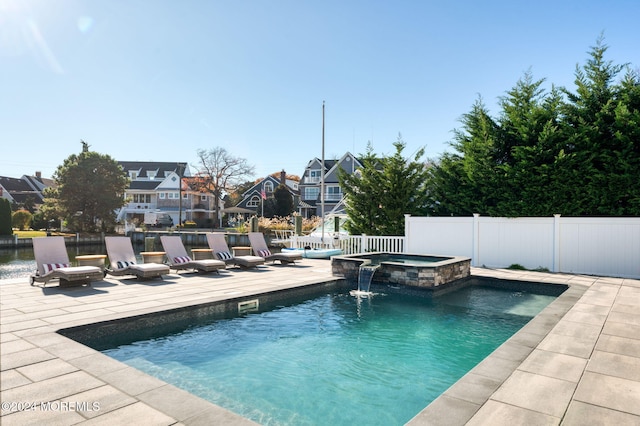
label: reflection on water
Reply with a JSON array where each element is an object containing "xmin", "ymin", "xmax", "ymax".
[
  {"xmin": 0, "ymin": 243, "xmax": 201, "ymax": 281},
  {"xmin": 0, "ymin": 244, "xmax": 124, "ymax": 281}
]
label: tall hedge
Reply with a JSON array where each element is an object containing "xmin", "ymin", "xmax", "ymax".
[
  {"xmin": 0, "ymin": 198, "xmax": 13, "ymax": 236},
  {"xmin": 425, "ymin": 38, "xmax": 640, "ymax": 216}
]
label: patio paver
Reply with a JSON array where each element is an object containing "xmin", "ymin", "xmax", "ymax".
[{"xmin": 1, "ymin": 261, "xmax": 639, "ymax": 425}]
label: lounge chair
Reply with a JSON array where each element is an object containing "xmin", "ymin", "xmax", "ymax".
[
  {"xmin": 248, "ymin": 232, "xmax": 302, "ymax": 265},
  {"xmin": 206, "ymin": 233, "xmax": 265, "ymax": 268},
  {"xmin": 105, "ymin": 236, "xmax": 170, "ymax": 279},
  {"xmin": 30, "ymin": 236, "xmax": 104, "ymax": 287},
  {"xmin": 160, "ymin": 235, "xmax": 226, "ymax": 273}
]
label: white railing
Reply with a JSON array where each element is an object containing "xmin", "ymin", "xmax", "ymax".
[
  {"xmin": 290, "ymin": 235, "xmax": 405, "ymax": 255},
  {"xmin": 339, "ymin": 235, "xmax": 405, "ymax": 254},
  {"xmin": 323, "ymin": 193, "xmax": 343, "ymax": 201},
  {"xmin": 290, "ymin": 235, "xmax": 335, "ymax": 250}
]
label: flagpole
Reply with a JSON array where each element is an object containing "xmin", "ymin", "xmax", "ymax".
[{"xmin": 321, "ymin": 101, "xmax": 325, "ymax": 244}]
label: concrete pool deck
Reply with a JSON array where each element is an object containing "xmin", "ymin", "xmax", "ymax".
[{"xmin": 1, "ymin": 260, "xmax": 639, "ymax": 425}]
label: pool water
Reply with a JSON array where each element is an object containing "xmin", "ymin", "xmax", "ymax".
[
  {"xmin": 101, "ymin": 286, "xmax": 556, "ymax": 425},
  {"xmin": 367, "ymin": 253, "xmax": 449, "ymax": 266}
]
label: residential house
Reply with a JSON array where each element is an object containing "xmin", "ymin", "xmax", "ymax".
[
  {"xmin": 0, "ymin": 171, "xmax": 54, "ymax": 211},
  {"xmin": 235, "ymin": 170, "xmax": 299, "ymax": 215},
  {"xmin": 298, "ymin": 152, "xmax": 362, "ymax": 217},
  {"xmin": 117, "ymin": 161, "xmax": 223, "ymax": 227}
]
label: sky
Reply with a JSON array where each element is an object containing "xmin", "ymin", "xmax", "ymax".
[{"xmin": 1, "ymin": 0, "xmax": 638, "ymax": 181}]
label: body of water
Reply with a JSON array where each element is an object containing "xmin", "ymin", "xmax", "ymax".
[{"xmin": 0, "ymin": 244, "xmax": 173, "ymax": 280}]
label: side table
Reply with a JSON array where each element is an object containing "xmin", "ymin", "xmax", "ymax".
[
  {"xmin": 75, "ymin": 254, "xmax": 107, "ymax": 271},
  {"xmin": 191, "ymin": 248, "xmax": 214, "ymax": 260},
  {"xmin": 140, "ymin": 251, "xmax": 166, "ymax": 264},
  {"xmin": 232, "ymin": 246, "xmax": 252, "ymax": 256}
]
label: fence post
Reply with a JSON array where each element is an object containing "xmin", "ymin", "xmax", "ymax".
[
  {"xmin": 553, "ymin": 214, "xmax": 561, "ymax": 272},
  {"xmin": 404, "ymin": 214, "xmax": 411, "ymax": 253},
  {"xmin": 472, "ymin": 213, "xmax": 480, "ymax": 267},
  {"xmin": 295, "ymin": 216, "xmax": 302, "ymax": 236},
  {"xmin": 250, "ymin": 216, "xmax": 259, "ymax": 233}
]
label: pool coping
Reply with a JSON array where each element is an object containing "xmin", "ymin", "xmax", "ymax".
[{"xmin": 2, "ymin": 261, "xmax": 640, "ymax": 424}]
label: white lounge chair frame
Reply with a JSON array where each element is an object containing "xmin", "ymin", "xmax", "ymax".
[
  {"xmin": 160, "ymin": 235, "xmax": 226, "ymax": 273},
  {"xmin": 248, "ymin": 232, "xmax": 302, "ymax": 265},
  {"xmin": 206, "ymin": 233, "xmax": 265, "ymax": 268},
  {"xmin": 30, "ymin": 236, "xmax": 104, "ymax": 287},
  {"xmin": 105, "ymin": 236, "xmax": 170, "ymax": 279}
]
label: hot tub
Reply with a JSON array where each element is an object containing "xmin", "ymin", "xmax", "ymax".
[{"xmin": 331, "ymin": 252, "xmax": 471, "ymax": 288}]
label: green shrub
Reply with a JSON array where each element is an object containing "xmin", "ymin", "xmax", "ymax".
[
  {"xmin": 12, "ymin": 209, "xmax": 33, "ymax": 231},
  {"xmin": 506, "ymin": 263, "xmax": 527, "ymax": 270}
]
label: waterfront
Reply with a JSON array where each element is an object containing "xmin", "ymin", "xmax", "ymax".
[
  {"xmin": 0, "ymin": 243, "xmax": 195, "ymax": 281},
  {"xmin": 0, "ymin": 245, "xmax": 105, "ymax": 281}
]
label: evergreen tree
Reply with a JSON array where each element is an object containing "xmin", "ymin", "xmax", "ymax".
[
  {"xmin": 0, "ymin": 198, "xmax": 13, "ymax": 235},
  {"xmin": 426, "ymin": 37, "xmax": 640, "ymax": 217},
  {"xmin": 560, "ymin": 37, "xmax": 640, "ymax": 215},
  {"xmin": 273, "ymin": 184, "xmax": 294, "ymax": 217},
  {"xmin": 496, "ymin": 73, "xmax": 564, "ymax": 215},
  {"xmin": 338, "ymin": 143, "xmax": 382, "ymax": 235},
  {"xmin": 426, "ymin": 99, "xmax": 501, "ymax": 215},
  {"xmin": 339, "ymin": 137, "xmax": 429, "ymax": 235}
]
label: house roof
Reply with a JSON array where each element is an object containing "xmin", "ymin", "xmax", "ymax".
[
  {"xmin": 241, "ymin": 175, "xmax": 299, "ymax": 198},
  {"xmin": 0, "ymin": 176, "xmax": 33, "ymax": 192},
  {"xmin": 22, "ymin": 174, "xmax": 55, "ymax": 190},
  {"xmin": 298, "ymin": 200, "xmax": 316, "ymax": 208},
  {"xmin": 301, "ymin": 152, "xmax": 363, "ymax": 185},
  {"xmin": 118, "ymin": 161, "xmax": 191, "ymax": 178},
  {"xmin": 0, "ymin": 176, "xmax": 45, "ymax": 204},
  {"xmin": 128, "ymin": 181, "xmax": 163, "ymax": 190}
]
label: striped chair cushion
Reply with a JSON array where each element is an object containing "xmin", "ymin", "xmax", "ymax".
[
  {"xmin": 217, "ymin": 251, "xmax": 233, "ymax": 260},
  {"xmin": 43, "ymin": 263, "xmax": 70, "ymax": 273},
  {"xmin": 258, "ymin": 249, "xmax": 271, "ymax": 257},
  {"xmin": 116, "ymin": 260, "xmax": 136, "ymax": 269},
  {"xmin": 173, "ymin": 256, "xmax": 192, "ymax": 264}
]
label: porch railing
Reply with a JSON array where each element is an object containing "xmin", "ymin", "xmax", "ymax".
[{"xmin": 290, "ymin": 235, "xmax": 405, "ymax": 255}]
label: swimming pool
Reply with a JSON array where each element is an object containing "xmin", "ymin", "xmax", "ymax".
[{"xmin": 73, "ymin": 282, "xmax": 560, "ymax": 425}]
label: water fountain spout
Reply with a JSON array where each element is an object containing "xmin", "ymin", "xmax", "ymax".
[{"xmin": 352, "ymin": 260, "xmax": 380, "ymax": 296}]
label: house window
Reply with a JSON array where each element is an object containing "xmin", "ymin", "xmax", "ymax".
[
  {"xmin": 168, "ymin": 192, "xmax": 179, "ymax": 199},
  {"xmin": 159, "ymin": 193, "xmax": 165, "ymax": 199},
  {"xmin": 201, "ymin": 195, "xmax": 207, "ymax": 201},
  {"xmin": 183, "ymin": 193, "xmax": 189, "ymax": 199},
  {"xmin": 263, "ymin": 181, "xmax": 274, "ymax": 194},
  {"xmin": 247, "ymin": 196, "xmax": 260, "ymax": 207},
  {"xmin": 326, "ymin": 186, "xmax": 342, "ymax": 201},
  {"xmin": 133, "ymin": 194, "xmax": 151, "ymax": 203},
  {"xmin": 129, "ymin": 171, "xmax": 137, "ymax": 180},
  {"xmin": 304, "ymin": 187, "xmax": 319, "ymax": 200},
  {"xmin": 308, "ymin": 169, "xmax": 322, "ymax": 183}
]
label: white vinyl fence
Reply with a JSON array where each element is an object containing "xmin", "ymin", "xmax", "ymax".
[{"xmin": 404, "ymin": 214, "xmax": 640, "ymax": 279}]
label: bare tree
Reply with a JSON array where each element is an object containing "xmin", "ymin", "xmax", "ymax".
[{"xmin": 194, "ymin": 147, "xmax": 255, "ymax": 226}]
